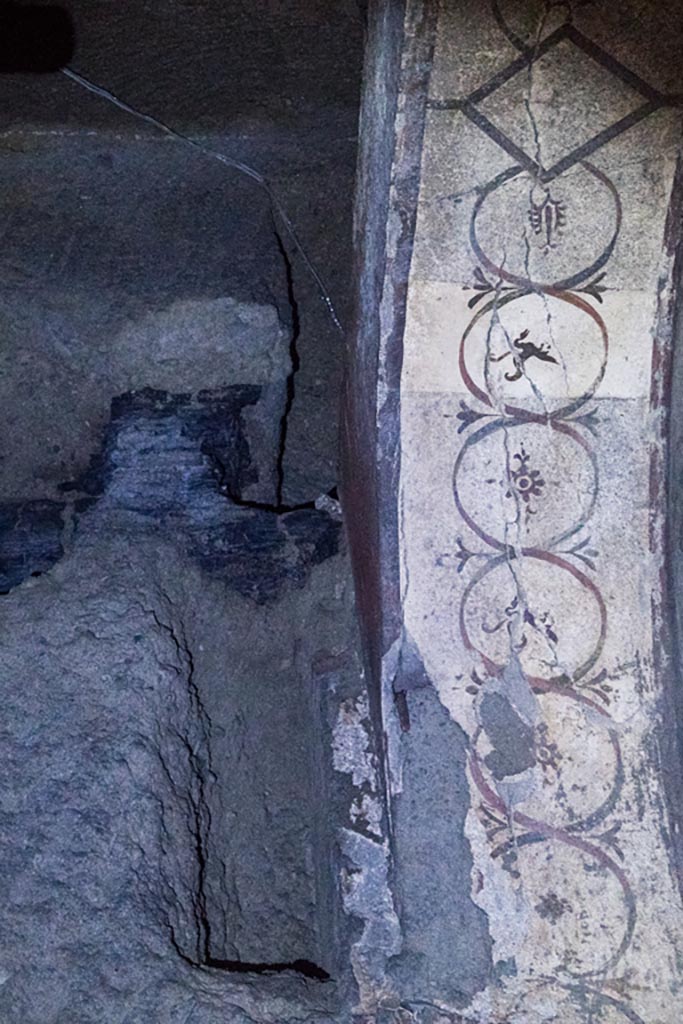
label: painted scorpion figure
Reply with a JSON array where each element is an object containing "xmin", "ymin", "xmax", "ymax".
[{"xmin": 529, "ymin": 190, "xmax": 567, "ymax": 251}]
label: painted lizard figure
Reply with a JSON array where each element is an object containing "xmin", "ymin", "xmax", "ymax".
[{"xmin": 489, "ymin": 329, "xmax": 558, "ymax": 382}]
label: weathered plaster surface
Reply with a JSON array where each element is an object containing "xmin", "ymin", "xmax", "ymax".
[{"xmin": 397, "ymin": 2, "xmax": 683, "ymax": 1021}]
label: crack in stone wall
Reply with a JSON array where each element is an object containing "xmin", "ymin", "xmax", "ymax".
[{"xmin": 0, "ymin": 3, "xmax": 368, "ymax": 1019}]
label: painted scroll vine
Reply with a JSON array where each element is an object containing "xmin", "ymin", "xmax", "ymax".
[{"xmin": 399, "ymin": 2, "xmax": 683, "ymax": 1021}]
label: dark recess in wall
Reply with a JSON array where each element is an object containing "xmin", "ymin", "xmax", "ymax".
[{"xmin": 0, "ymin": 3, "xmax": 74, "ymax": 71}]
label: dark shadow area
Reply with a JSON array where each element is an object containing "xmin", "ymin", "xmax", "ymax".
[
  {"xmin": 0, "ymin": 3, "xmax": 74, "ymax": 71},
  {"xmin": 206, "ymin": 958, "xmax": 331, "ymax": 981}
]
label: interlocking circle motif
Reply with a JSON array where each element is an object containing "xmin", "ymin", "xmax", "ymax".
[{"xmin": 453, "ymin": 155, "xmax": 637, "ymax": 1005}]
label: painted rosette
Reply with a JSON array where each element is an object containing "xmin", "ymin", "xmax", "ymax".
[
  {"xmin": 453, "ymin": 419, "xmax": 598, "ymax": 551},
  {"xmin": 470, "ymin": 741, "xmax": 635, "ymax": 979},
  {"xmin": 474, "ymin": 689, "xmax": 621, "ymax": 832},
  {"xmin": 503, "ymin": 836, "xmax": 633, "ymax": 977}
]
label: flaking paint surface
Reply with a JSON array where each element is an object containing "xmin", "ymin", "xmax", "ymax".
[{"xmin": 398, "ymin": 2, "xmax": 683, "ymax": 1020}]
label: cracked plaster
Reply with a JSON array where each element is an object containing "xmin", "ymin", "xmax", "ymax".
[{"xmin": 394, "ymin": 1, "xmax": 683, "ymax": 1021}]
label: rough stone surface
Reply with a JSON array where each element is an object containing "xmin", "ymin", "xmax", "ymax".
[
  {"xmin": 0, "ymin": 0, "xmax": 364, "ymax": 504},
  {"xmin": 0, "ymin": 3, "xmax": 384, "ymax": 1022},
  {"xmin": 390, "ymin": 686, "xmax": 492, "ymax": 1008},
  {"xmin": 67, "ymin": 385, "xmax": 341, "ymax": 602},
  {"xmin": 0, "ymin": 341, "xmax": 369, "ymax": 1019},
  {"xmin": 0, "ymin": 536, "xmax": 361, "ymax": 1022}
]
